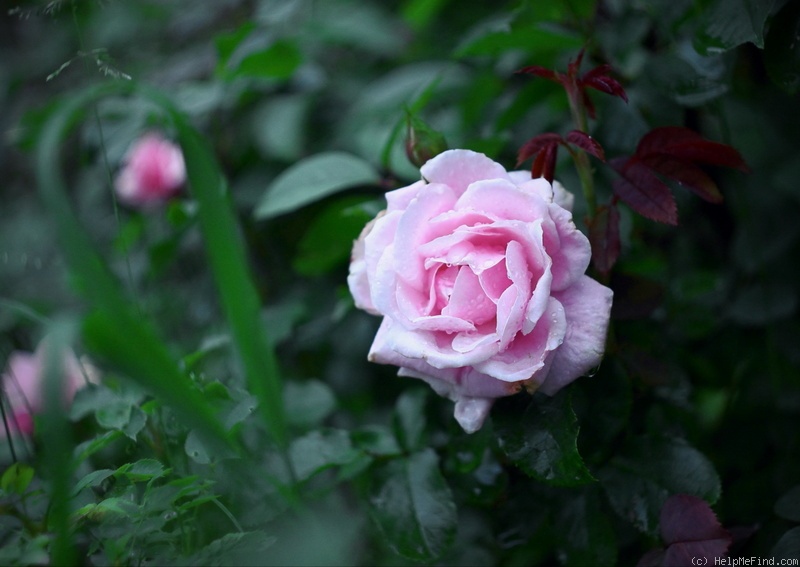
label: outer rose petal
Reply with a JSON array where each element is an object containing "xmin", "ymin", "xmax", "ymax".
[
  {"xmin": 540, "ymin": 276, "xmax": 614, "ymax": 395},
  {"xmin": 421, "ymin": 149, "xmax": 510, "ymax": 197}
]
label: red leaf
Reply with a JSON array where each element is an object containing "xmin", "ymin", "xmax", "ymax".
[
  {"xmin": 660, "ymin": 494, "xmax": 730, "ymax": 545},
  {"xmin": 517, "ymin": 133, "xmax": 563, "ymax": 166},
  {"xmin": 531, "ymin": 143, "xmax": 558, "ymax": 183},
  {"xmin": 635, "ymin": 127, "xmax": 748, "ymax": 171},
  {"xmin": 566, "ymin": 130, "xmax": 605, "ymax": 161},
  {"xmin": 581, "ymin": 64, "xmax": 629, "ymax": 103},
  {"xmin": 612, "ymin": 159, "xmax": 678, "ymax": 225},
  {"xmin": 588, "ymin": 202, "xmax": 621, "ymax": 274},
  {"xmin": 516, "ymin": 65, "xmax": 558, "ymax": 82},
  {"xmin": 640, "ymin": 155, "xmax": 723, "ymax": 203},
  {"xmin": 660, "ymin": 495, "xmax": 732, "ymax": 566},
  {"xmin": 582, "ymin": 90, "xmax": 597, "ymax": 119}
]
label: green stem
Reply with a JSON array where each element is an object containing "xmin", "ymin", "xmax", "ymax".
[{"xmin": 566, "ymin": 84, "xmax": 597, "ymax": 217}]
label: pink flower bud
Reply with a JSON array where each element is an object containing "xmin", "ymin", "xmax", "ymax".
[
  {"xmin": 114, "ymin": 133, "xmax": 186, "ymax": 207},
  {"xmin": 1, "ymin": 340, "xmax": 99, "ymax": 436}
]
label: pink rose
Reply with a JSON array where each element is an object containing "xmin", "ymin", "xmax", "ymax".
[
  {"xmin": 348, "ymin": 149, "xmax": 613, "ymax": 433},
  {"xmin": 1, "ymin": 340, "xmax": 99, "ymax": 436},
  {"xmin": 114, "ymin": 133, "xmax": 186, "ymax": 207}
]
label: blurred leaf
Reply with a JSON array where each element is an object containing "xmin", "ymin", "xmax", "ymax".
[
  {"xmin": 214, "ymin": 22, "xmax": 256, "ymax": 70},
  {"xmin": 554, "ymin": 490, "xmax": 617, "ymax": 567},
  {"xmin": 599, "ymin": 436, "xmax": 721, "ymax": 536},
  {"xmin": 764, "ymin": 0, "xmax": 800, "ymax": 93},
  {"xmin": 401, "ymin": 0, "xmax": 450, "ymax": 30},
  {"xmin": 775, "ymin": 485, "xmax": 800, "ymax": 522},
  {"xmin": 494, "ymin": 392, "xmax": 595, "ymax": 487},
  {"xmin": 73, "ymin": 469, "xmax": 114, "ymax": 495},
  {"xmin": 694, "ymin": 0, "xmax": 787, "ymax": 54},
  {"xmin": 392, "ymin": 388, "xmax": 428, "ymax": 453},
  {"xmin": 368, "ymin": 449, "xmax": 457, "ymax": 562},
  {"xmin": 456, "ymin": 23, "xmax": 582, "ymax": 58},
  {"xmin": 122, "ymin": 459, "xmax": 167, "ymax": 482},
  {"xmin": 589, "ymin": 202, "xmax": 621, "ymax": 274},
  {"xmin": 772, "ymin": 526, "xmax": 800, "ymax": 560},
  {"xmin": 289, "ymin": 428, "xmax": 362, "ymax": 481},
  {"xmin": 176, "ymin": 531, "xmax": 276, "ymax": 567},
  {"xmin": 728, "ymin": 282, "xmax": 798, "ymax": 326},
  {"xmin": 251, "ymin": 95, "xmax": 310, "ymax": 161},
  {"xmin": 352, "ymin": 425, "xmax": 404, "ymax": 457},
  {"xmin": 234, "ymin": 40, "xmax": 303, "ymax": 81},
  {"xmin": 254, "ymin": 152, "xmax": 380, "ymax": 219},
  {"xmin": 283, "ymin": 379, "xmax": 337, "ymax": 429},
  {"xmin": 659, "ymin": 494, "xmax": 731, "ymax": 564},
  {"xmin": 293, "ymin": 196, "xmax": 375, "ymax": 276},
  {"xmin": 1, "ymin": 463, "xmax": 35, "ymax": 495}
]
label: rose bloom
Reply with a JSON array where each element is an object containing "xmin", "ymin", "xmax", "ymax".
[
  {"xmin": 1, "ymin": 340, "xmax": 99, "ymax": 436},
  {"xmin": 114, "ymin": 133, "xmax": 186, "ymax": 207},
  {"xmin": 348, "ymin": 149, "xmax": 613, "ymax": 433}
]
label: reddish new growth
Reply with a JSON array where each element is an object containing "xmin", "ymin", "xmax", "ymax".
[
  {"xmin": 515, "ymin": 50, "xmax": 625, "ymax": 184},
  {"xmin": 516, "ymin": 50, "xmax": 749, "ymax": 274}
]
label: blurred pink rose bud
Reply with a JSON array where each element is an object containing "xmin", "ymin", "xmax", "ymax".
[
  {"xmin": 1, "ymin": 340, "xmax": 99, "ymax": 436},
  {"xmin": 114, "ymin": 133, "xmax": 186, "ymax": 207},
  {"xmin": 348, "ymin": 149, "xmax": 613, "ymax": 433}
]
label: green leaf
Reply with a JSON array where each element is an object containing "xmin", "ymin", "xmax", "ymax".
[
  {"xmin": 293, "ymin": 196, "xmax": 375, "ymax": 276},
  {"xmin": 1, "ymin": 463, "xmax": 35, "ymax": 495},
  {"xmin": 392, "ymin": 387, "xmax": 428, "ymax": 453},
  {"xmin": 178, "ymin": 531, "xmax": 276, "ymax": 567},
  {"xmin": 73, "ymin": 469, "xmax": 114, "ymax": 495},
  {"xmin": 694, "ymin": 0, "xmax": 786, "ymax": 54},
  {"xmin": 455, "ymin": 22, "xmax": 582, "ymax": 58},
  {"xmin": 254, "ymin": 152, "xmax": 380, "ymax": 219},
  {"xmin": 122, "ymin": 459, "xmax": 166, "ymax": 482},
  {"xmin": 352, "ymin": 425, "xmax": 404, "ymax": 457},
  {"xmin": 598, "ymin": 435, "xmax": 721, "ymax": 536},
  {"xmin": 764, "ymin": 0, "xmax": 800, "ymax": 94},
  {"xmin": 494, "ymin": 392, "xmax": 595, "ymax": 487},
  {"xmin": 289, "ymin": 429, "xmax": 362, "ymax": 481},
  {"xmin": 283, "ymin": 379, "xmax": 337, "ymax": 429},
  {"xmin": 772, "ymin": 526, "xmax": 800, "ymax": 560},
  {"xmin": 554, "ymin": 490, "xmax": 618, "ymax": 567},
  {"xmin": 234, "ymin": 40, "xmax": 303, "ymax": 80},
  {"xmin": 775, "ymin": 485, "xmax": 800, "ymax": 522},
  {"xmin": 368, "ymin": 449, "xmax": 457, "ymax": 562}
]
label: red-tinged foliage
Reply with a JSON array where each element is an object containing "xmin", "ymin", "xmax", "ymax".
[
  {"xmin": 581, "ymin": 64, "xmax": 629, "ymax": 103},
  {"xmin": 516, "ymin": 51, "xmax": 628, "ymax": 121},
  {"xmin": 611, "ymin": 127, "xmax": 747, "ymax": 222},
  {"xmin": 566, "ymin": 130, "xmax": 605, "ymax": 160},
  {"xmin": 635, "ymin": 127, "xmax": 748, "ymax": 171},
  {"xmin": 515, "ymin": 65, "xmax": 558, "ymax": 82},
  {"xmin": 516, "ymin": 133, "xmax": 563, "ymax": 165},
  {"xmin": 531, "ymin": 142, "xmax": 558, "ymax": 183},
  {"xmin": 588, "ymin": 201, "xmax": 620, "ymax": 274},
  {"xmin": 638, "ymin": 494, "xmax": 732, "ymax": 567},
  {"xmin": 611, "ymin": 158, "xmax": 678, "ymax": 225}
]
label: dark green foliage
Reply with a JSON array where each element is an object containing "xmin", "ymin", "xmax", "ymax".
[{"xmin": 1, "ymin": 0, "xmax": 799, "ymax": 565}]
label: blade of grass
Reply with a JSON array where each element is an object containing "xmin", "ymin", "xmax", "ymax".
[
  {"xmin": 35, "ymin": 83, "xmax": 231, "ymax": 453},
  {"xmin": 40, "ymin": 318, "xmax": 78, "ymax": 567}
]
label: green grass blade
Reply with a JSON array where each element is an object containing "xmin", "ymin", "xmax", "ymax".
[{"xmin": 35, "ymin": 83, "xmax": 231, "ymax": 451}]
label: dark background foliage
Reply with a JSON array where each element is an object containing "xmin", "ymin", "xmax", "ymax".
[{"xmin": 1, "ymin": 0, "xmax": 799, "ymax": 565}]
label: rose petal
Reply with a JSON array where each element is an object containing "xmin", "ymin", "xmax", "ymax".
[
  {"xmin": 441, "ymin": 267, "xmax": 496, "ymax": 325},
  {"xmin": 496, "ymin": 241, "xmax": 532, "ymax": 350},
  {"xmin": 372, "ymin": 318, "xmax": 496, "ymax": 369},
  {"xmin": 393, "ymin": 183, "xmax": 458, "ymax": 289},
  {"xmin": 477, "ymin": 297, "xmax": 566, "ymax": 383},
  {"xmin": 420, "ymin": 149, "xmax": 510, "ymax": 197},
  {"xmin": 540, "ymin": 275, "xmax": 613, "ymax": 395},
  {"xmin": 542, "ymin": 204, "xmax": 592, "ymax": 291},
  {"xmin": 456, "ymin": 178, "xmax": 551, "ymax": 223},
  {"xmin": 552, "ymin": 180, "xmax": 574, "ymax": 211},
  {"xmin": 386, "ymin": 179, "xmax": 426, "ymax": 212}
]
